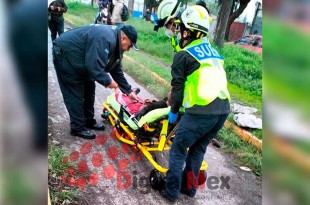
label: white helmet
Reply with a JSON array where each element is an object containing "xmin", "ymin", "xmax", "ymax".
[
  {"xmin": 181, "ymin": 5, "xmax": 210, "ymax": 35},
  {"xmin": 156, "ymin": 0, "xmax": 182, "ymax": 28}
]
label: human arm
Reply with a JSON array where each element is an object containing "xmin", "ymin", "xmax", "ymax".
[
  {"xmin": 48, "ymin": 0, "xmax": 67, "ymax": 13},
  {"xmin": 109, "ymin": 63, "xmax": 140, "ymax": 101},
  {"xmin": 169, "ymin": 51, "xmax": 187, "ymax": 113},
  {"xmin": 59, "ymin": 0, "xmax": 68, "ymax": 13},
  {"xmin": 109, "ymin": 63, "xmax": 131, "ymax": 94}
]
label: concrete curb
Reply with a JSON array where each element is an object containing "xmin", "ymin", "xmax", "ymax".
[{"xmin": 224, "ymin": 121, "xmax": 262, "ymax": 151}]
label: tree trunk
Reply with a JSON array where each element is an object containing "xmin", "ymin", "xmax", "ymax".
[
  {"xmin": 128, "ymin": 0, "xmax": 134, "ymax": 14},
  {"xmin": 214, "ymin": 0, "xmax": 234, "ymax": 48},
  {"xmin": 224, "ymin": 0, "xmax": 251, "ymax": 40}
]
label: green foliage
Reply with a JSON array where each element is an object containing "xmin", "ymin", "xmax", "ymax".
[
  {"xmin": 264, "ymin": 142, "xmax": 310, "ymax": 204},
  {"xmin": 206, "ymin": 2, "xmax": 220, "ymax": 15},
  {"xmin": 48, "ymin": 146, "xmax": 79, "ymax": 204},
  {"xmin": 50, "ymin": 190, "xmax": 78, "ymax": 205},
  {"xmin": 123, "ymin": 51, "xmax": 172, "ymax": 99},
  {"xmin": 218, "ymin": 44, "xmax": 262, "ymax": 96},
  {"xmin": 4, "ymin": 171, "xmax": 35, "ymax": 204},
  {"xmin": 128, "ymin": 18, "xmax": 175, "ymax": 65},
  {"xmin": 218, "ymin": 127, "xmax": 262, "ymax": 175},
  {"xmin": 48, "ymin": 146, "xmax": 73, "ymax": 176},
  {"xmin": 64, "ymin": 2, "xmax": 97, "ymax": 27},
  {"xmin": 264, "ymin": 17, "xmax": 310, "ymax": 115}
]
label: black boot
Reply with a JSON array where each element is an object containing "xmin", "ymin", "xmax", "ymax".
[{"xmin": 70, "ymin": 129, "xmax": 96, "ymax": 139}]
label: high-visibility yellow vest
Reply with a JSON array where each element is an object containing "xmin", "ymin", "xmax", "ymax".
[
  {"xmin": 171, "ymin": 36, "xmax": 181, "ymax": 52},
  {"xmin": 182, "ymin": 38, "xmax": 230, "ymax": 108}
]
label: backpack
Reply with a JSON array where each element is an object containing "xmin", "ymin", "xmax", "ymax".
[{"xmin": 121, "ymin": 3, "xmax": 129, "ymax": 21}]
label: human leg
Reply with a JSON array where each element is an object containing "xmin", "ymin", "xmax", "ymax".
[
  {"xmin": 162, "ymin": 114, "xmax": 203, "ymax": 200},
  {"xmin": 83, "ymin": 81, "xmax": 105, "ymax": 130},
  {"xmin": 48, "ymin": 19, "xmax": 57, "ymax": 41},
  {"xmin": 52, "ymin": 50, "xmax": 95, "ymax": 139},
  {"xmin": 56, "ymin": 16, "xmax": 64, "ymax": 37},
  {"xmin": 181, "ymin": 114, "xmax": 229, "ymax": 197}
]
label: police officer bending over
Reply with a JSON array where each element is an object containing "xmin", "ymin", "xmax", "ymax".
[{"xmin": 52, "ymin": 25, "xmax": 139, "ymax": 139}]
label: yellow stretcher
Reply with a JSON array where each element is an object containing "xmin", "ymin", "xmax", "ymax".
[{"xmin": 102, "ymin": 93, "xmax": 208, "ymax": 190}]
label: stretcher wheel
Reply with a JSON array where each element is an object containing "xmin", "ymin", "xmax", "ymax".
[
  {"xmin": 101, "ymin": 108, "xmax": 110, "ymax": 119},
  {"xmin": 149, "ymin": 169, "xmax": 165, "ymax": 190},
  {"xmin": 198, "ymin": 170, "xmax": 207, "ymax": 185}
]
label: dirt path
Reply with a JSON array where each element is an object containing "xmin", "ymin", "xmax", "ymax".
[{"xmin": 48, "ymin": 27, "xmax": 261, "ymax": 205}]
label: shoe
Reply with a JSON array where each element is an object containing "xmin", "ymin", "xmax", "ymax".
[
  {"xmin": 86, "ymin": 123, "xmax": 105, "ymax": 131},
  {"xmin": 180, "ymin": 187, "xmax": 195, "ymax": 198},
  {"xmin": 70, "ymin": 129, "xmax": 96, "ymax": 139},
  {"xmin": 159, "ymin": 189, "xmax": 177, "ymax": 202}
]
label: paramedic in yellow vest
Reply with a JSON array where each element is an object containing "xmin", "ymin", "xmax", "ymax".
[
  {"xmin": 159, "ymin": 6, "xmax": 231, "ymax": 202},
  {"xmin": 155, "ymin": 0, "xmax": 182, "ymax": 52}
]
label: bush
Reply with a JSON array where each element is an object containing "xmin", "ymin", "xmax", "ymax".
[{"xmin": 219, "ymin": 45, "xmax": 262, "ymax": 96}]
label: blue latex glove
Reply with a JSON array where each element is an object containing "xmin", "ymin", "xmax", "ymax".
[{"xmin": 168, "ymin": 111, "xmax": 178, "ymax": 123}]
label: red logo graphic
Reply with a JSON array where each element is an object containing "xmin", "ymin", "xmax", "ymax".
[{"xmin": 59, "ymin": 130, "xmax": 142, "ymax": 190}]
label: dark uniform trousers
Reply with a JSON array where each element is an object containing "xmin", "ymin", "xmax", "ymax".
[
  {"xmin": 52, "ymin": 46, "xmax": 97, "ymax": 132},
  {"xmin": 49, "ymin": 15, "xmax": 65, "ymax": 41}
]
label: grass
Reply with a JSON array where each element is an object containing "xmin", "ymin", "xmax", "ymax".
[
  {"xmin": 218, "ymin": 45, "xmax": 262, "ymax": 97},
  {"xmin": 48, "ymin": 146, "xmax": 79, "ymax": 204},
  {"xmin": 64, "ymin": 1, "xmax": 98, "ymax": 27},
  {"xmin": 264, "ymin": 17, "xmax": 310, "ymax": 116},
  {"xmin": 218, "ymin": 127, "xmax": 262, "ymax": 175},
  {"xmin": 264, "ymin": 141, "xmax": 310, "ymax": 204}
]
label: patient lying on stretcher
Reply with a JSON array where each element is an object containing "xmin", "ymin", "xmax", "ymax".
[{"xmin": 104, "ymin": 89, "xmax": 221, "ymax": 147}]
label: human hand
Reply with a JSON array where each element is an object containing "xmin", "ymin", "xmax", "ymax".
[
  {"xmin": 128, "ymin": 92, "xmax": 139, "ymax": 102},
  {"xmin": 50, "ymin": 5, "xmax": 55, "ymax": 10},
  {"xmin": 58, "ymin": 7, "xmax": 61, "ymax": 12},
  {"xmin": 168, "ymin": 111, "xmax": 178, "ymax": 123},
  {"xmin": 113, "ymin": 87, "xmax": 120, "ymax": 94}
]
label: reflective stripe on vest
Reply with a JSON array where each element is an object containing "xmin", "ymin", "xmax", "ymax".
[{"xmin": 182, "ymin": 39, "xmax": 230, "ymax": 108}]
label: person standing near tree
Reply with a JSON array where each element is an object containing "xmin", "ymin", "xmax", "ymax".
[{"xmin": 48, "ymin": 0, "xmax": 67, "ymax": 41}]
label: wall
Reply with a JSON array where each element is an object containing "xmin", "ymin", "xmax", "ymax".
[{"xmin": 228, "ymin": 22, "xmax": 246, "ymax": 41}]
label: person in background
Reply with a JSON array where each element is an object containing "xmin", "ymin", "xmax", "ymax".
[
  {"xmin": 52, "ymin": 25, "xmax": 139, "ymax": 139},
  {"xmin": 143, "ymin": 9, "xmax": 151, "ymax": 22},
  {"xmin": 111, "ymin": 0, "xmax": 125, "ymax": 27},
  {"xmin": 196, "ymin": 0, "xmax": 210, "ymax": 13},
  {"xmin": 155, "ymin": 0, "xmax": 183, "ymax": 52},
  {"xmin": 48, "ymin": 0, "xmax": 67, "ymax": 41},
  {"xmin": 107, "ymin": 0, "xmax": 114, "ymax": 25},
  {"xmin": 155, "ymin": 0, "xmax": 221, "ymax": 148},
  {"xmin": 94, "ymin": 0, "xmax": 109, "ymax": 24},
  {"xmin": 159, "ymin": 6, "xmax": 230, "ymax": 201},
  {"xmin": 196, "ymin": 0, "xmax": 213, "ymax": 26}
]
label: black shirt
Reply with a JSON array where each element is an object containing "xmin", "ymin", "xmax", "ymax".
[{"xmin": 48, "ymin": 0, "xmax": 67, "ymax": 16}]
